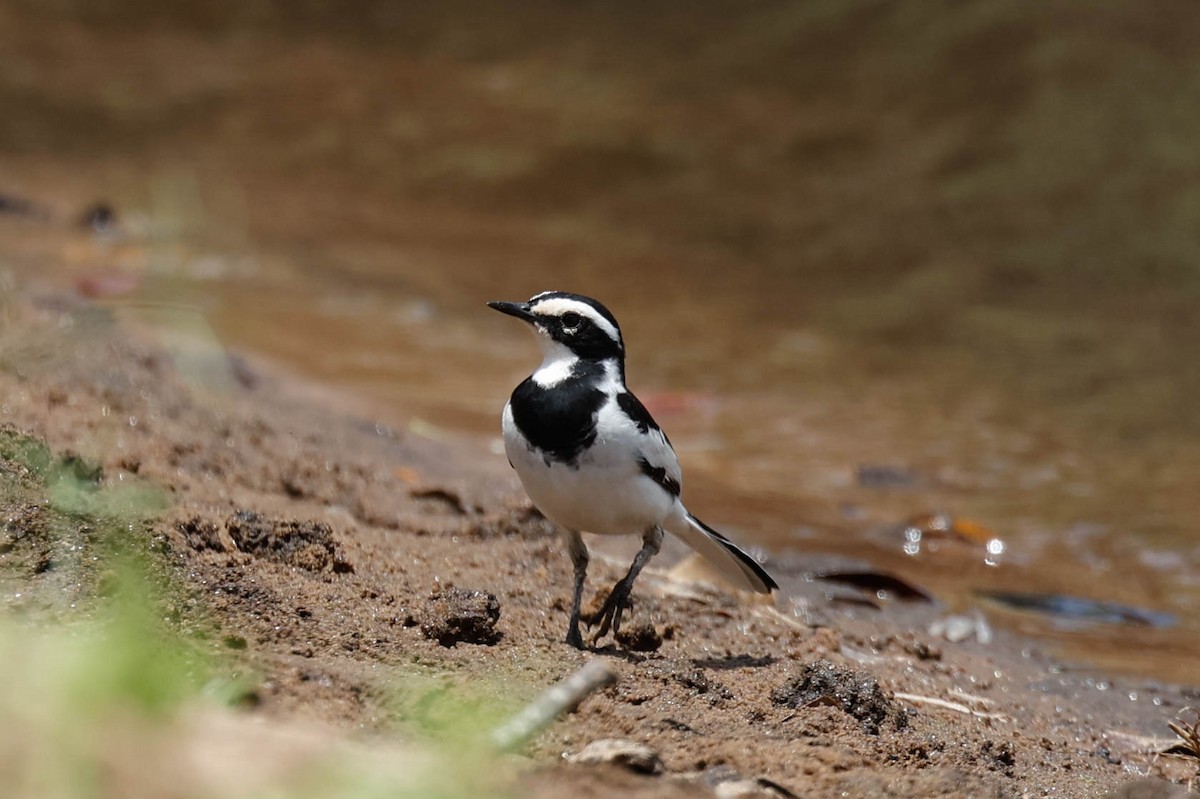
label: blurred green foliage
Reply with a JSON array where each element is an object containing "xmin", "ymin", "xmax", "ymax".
[{"xmin": 0, "ymin": 428, "xmax": 516, "ymax": 798}]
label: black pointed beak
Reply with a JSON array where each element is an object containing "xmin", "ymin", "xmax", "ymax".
[{"xmin": 487, "ymin": 300, "xmax": 537, "ymax": 324}]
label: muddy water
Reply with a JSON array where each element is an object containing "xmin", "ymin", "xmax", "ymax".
[{"xmin": 2, "ymin": 4, "xmax": 1199, "ymax": 683}]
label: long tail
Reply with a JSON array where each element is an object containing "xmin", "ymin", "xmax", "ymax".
[{"xmin": 664, "ymin": 506, "xmax": 778, "ymax": 594}]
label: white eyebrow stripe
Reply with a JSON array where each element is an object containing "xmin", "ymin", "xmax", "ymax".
[{"xmin": 532, "ymin": 297, "xmax": 621, "ymax": 343}]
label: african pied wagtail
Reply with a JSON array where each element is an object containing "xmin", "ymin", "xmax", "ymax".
[{"xmin": 489, "ymin": 291, "xmax": 778, "ymax": 648}]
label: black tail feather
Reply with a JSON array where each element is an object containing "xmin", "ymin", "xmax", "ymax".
[{"xmin": 687, "ymin": 512, "xmax": 778, "ymax": 592}]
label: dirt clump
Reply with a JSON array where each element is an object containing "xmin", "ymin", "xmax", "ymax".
[
  {"xmin": 175, "ymin": 511, "xmax": 355, "ymax": 575},
  {"xmin": 176, "ymin": 517, "xmax": 229, "ymax": 553},
  {"xmin": 770, "ymin": 658, "xmax": 898, "ymax": 736},
  {"xmin": 615, "ymin": 620, "xmax": 663, "ymax": 652},
  {"xmin": 225, "ymin": 511, "xmax": 353, "ymax": 574},
  {"xmin": 419, "ymin": 588, "xmax": 502, "ymax": 647}
]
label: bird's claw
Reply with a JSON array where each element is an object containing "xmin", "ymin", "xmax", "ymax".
[{"xmin": 586, "ymin": 581, "xmax": 630, "ymax": 644}]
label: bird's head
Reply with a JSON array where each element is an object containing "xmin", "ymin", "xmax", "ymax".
[{"xmin": 488, "ymin": 291, "xmax": 625, "ymax": 363}]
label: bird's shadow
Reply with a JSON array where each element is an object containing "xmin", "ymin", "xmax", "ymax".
[
  {"xmin": 579, "ymin": 643, "xmax": 777, "ymax": 669},
  {"xmin": 587, "ymin": 644, "xmax": 651, "ymax": 665},
  {"xmin": 691, "ymin": 654, "xmax": 777, "ymax": 670}
]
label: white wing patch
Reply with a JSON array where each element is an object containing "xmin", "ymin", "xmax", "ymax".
[{"xmin": 597, "ymin": 391, "xmax": 681, "ymax": 496}]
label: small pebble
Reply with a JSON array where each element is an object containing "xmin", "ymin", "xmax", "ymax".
[
  {"xmin": 715, "ymin": 780, "xmax": 776, "ymax": 799},
  {"xmin": 929, "ymin": 611, "xmax": 992, "ymax": 644},
  {"xmin": 567, "ymin": 739, "xmax": 663, "ymax": 774}
]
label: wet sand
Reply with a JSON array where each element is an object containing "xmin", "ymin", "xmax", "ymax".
[{"xmin": 1, "ymin": 281, "xmax": 1194, "ymax": 797}]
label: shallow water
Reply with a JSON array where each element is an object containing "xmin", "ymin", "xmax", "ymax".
[{"xmin": 2, "ymin": 3, "xmax": 1199, "ymax": 683}]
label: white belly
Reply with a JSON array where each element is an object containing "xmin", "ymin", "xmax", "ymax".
[{"xmin": 502, "ymin": 403, "xmax": 675, "ymax": 535}]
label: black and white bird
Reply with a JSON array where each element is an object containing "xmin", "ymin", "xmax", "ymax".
[{"xmin": 488, "ymin": 291, "xmax": 777, "ymax": 648}]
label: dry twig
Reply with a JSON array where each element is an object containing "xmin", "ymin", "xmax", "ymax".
[
  {"xmin": 490, "ymin": 660, "xmax": 617, "ymax": 752},
  {"xmin": 893, "ymin": 691, "xmax": 1009, "ymax": 721},
  {"xmin": 1159, "ymin": 707, "xmax": 1200, "ymax": 792}
]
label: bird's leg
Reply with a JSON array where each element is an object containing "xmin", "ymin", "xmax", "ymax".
[
  {"xmin": 589, "ymin": 526, "xmax": 663, "ymax": 644},
  {"xmin": 564, "ymin": 530, "xmax": 589, "ymax": 649}
]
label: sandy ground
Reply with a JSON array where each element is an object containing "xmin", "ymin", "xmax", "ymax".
[{"xmin": 1, "ymin": 282, "xmax": 1197, "ymax": 798}]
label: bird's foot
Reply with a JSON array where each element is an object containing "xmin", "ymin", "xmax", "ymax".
[
  {"xmin": 587, "ymin": 580, "xmax": 631, "ymax": 644},
  {"xmin": 565, "ymin": 624, "xmax": 585, "ymax": 650}
]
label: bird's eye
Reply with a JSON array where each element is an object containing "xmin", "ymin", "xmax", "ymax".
[{"xmin": 560, "ymin": 312, "xmax": 582, "ymax": 330}]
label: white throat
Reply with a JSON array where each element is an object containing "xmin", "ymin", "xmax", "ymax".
[{"xmin": 531, "ymin": 337, "xmax": 578, "ymax": 388}]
